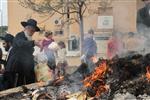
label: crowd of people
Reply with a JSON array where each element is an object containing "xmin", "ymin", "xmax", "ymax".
[
  {"xmin": 0, "ymin": 18, "xmax": 144, "ymax": 91},
  {"xmin": 107, "ymin": 31, "xmax": 147, "ymax": 59},
  {"xmin": 0, "ymin": 19, "xmax": 98, "ymax": 91},
  {"xmin": 0, "ymin": 19, "xmax": 67, "ymax": 91}
]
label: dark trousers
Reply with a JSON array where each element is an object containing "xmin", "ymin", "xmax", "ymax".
[
  {"xmin": 17, "ymin": 70, "xmax": 35, "ymax": 86},
  {"xmin": 2, "ymin": 71, "xmax": 16, "ymax": 89},
  {"xmin": 14, "ymin": 58, "xmax": 36, "ymax": 86}
]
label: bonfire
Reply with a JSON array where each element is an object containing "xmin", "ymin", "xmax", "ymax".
[{"xmin": 1, "ymin": 54, "xmax": 150, "ymax": 100}]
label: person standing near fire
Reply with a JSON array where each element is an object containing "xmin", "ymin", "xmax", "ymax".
[
  {"xmin": 124, "ymin": 32, "xmax": 142, "ymax": 56},
  {"xmin": 56, "ymin": 41, "xmax": 67, "ymax": 78},
  {"xmin": 81, "ymin": 29, "xmax": 97, "ymax": 74},
  {"xmin": 107, "ymin": 32, "xmax": 124, "ymax": 59},
  {"xmin": 0, "ymin": 34, "xmax": 15, "ymax": 89},
  {"xmin": 7, "ymin": 19, "xmax": 41, "ymax": 86},
  {"xmin": 40, "ymin": 31, "xmax": 56, "ymax": 79}
]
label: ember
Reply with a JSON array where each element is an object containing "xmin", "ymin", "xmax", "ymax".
[
  {"xmin": 1, "ymin": 54, "xmax": 150, "ymax": 100},
  {"xmin": 83, "ymin": 61, "xmax": 109, "ymax": 97},
  {"xmin": 146, "ymin": 66, "xmax": 150, "ymax": 82}
]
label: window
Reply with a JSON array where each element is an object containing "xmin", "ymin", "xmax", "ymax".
[
  {"xmin": 68, "ymin": 36, "xmax": 79, "ymax": 51},
  {"xmin": 67, "ymin": 35, "xmax": 80, "ymax": 56},
  {"xmin": 54, "ymin": 30, "xmax": 64, "ymax": 36}
]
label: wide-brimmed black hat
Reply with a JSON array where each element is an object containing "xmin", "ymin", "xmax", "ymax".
[
  {"xmin": 0, "ymin": 34, "xmax": 14, "ymax": 43},
  {"xmin": 21, "ymin": 19, "xmax": 40, "ymax": 32}
]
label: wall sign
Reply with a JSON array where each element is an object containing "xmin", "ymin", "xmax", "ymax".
[{"xmin": 97, "ymin": 16, "xmax": 113, "ymax": 29}]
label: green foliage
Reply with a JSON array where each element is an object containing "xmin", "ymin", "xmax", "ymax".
[{"xmin": 0, "ymin": 26, "xmax": 8, "ymax": 36}]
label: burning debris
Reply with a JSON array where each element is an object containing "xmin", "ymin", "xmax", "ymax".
[
  {"xmin": 146, "ymin": 66, "xmax": 150, "ymax": 82},
  {"xmin": 1, "ymin": 54, "xmax": 150, "ymax": 100},
  {"xmin": 83, "ymin": 61, "xmax": 109, "ymax": 97}
]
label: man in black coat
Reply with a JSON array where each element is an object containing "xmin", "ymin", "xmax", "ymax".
[
  {"xmin": 0, "ymin": 34, "xmax": 15, "ymax": 89},
  {"xmin": 7, "ymin": 19, "xmax": 40, "ymax": 86},
  {"xmin": 137, "ymin": 0, "xmax": 150, "ymax": 27}
]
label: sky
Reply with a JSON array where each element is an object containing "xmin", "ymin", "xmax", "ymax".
[{"xmin": 0, "ymin": 0, "xmax": 7, "ymax": 26}]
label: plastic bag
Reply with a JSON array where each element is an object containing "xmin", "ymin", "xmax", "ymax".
[
  {"xmin": 48, "ymin": 42, "xmax": 59, "ymax": 51},
  {"xmin": 34, "ymin": 51, "xmax": 53, "ymax": 82},
  {"xmin": 35, "ymin": 51, "xmax": 48, "ymax": 64},
  {"xmin": 34, "ymin": 63, "xmax": 53, "ymax": 82}
]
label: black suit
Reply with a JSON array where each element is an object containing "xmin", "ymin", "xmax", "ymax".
[
  {"xmin": 7, "ymin": 31, "xmax": 35, "ymax": 86},
  {"xmin": 137, "ymin": 5, "xmax": 150, "ymax": 27},
  {"xmin": 1, "ymin": 48, "xmax": 16, "ymax": 90}
]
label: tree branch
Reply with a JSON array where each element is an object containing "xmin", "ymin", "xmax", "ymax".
[
  {"xmin": 38, "ymin": 12, "xmax": 56, "ymax": 24},
  {"xmin": 81, "ymin": 2, "xmax": 87, "ymax": 15}
]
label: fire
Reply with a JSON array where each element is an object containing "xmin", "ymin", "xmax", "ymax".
[
  {"xmin": 83, "ymin": 61, "xmax": 109, "ymax": 97},
  {"xmin": 146, "ymin": 66, "xmax": 150, "ymax": 82},
  {"xmin": 91, "ymin": 56, "xmax": 98, "ymax": 63}
]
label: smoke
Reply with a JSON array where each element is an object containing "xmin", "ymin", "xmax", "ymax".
[
  {"xmin": 109, "ymin": 26, "xmax": 149, "ymax": 59},
  {"xmin": 137, "ymin": 23, "xmax": 150, "ymax": 55}
]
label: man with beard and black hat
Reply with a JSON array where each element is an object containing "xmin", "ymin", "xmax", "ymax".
[
  {"xmin": 7, "ymin": 19, "xmax": 41, "ymax": 86},
  {"xmin": 0, "ymin": 34, "xmax": 15, "ymax": 89}
]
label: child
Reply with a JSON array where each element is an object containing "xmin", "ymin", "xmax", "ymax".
[
  {"xmin": 40, "ymin": 31, "xmax": 56, "ymax": 77},
  {"xmin": 56, "ymin": 41, "xmax": 67, "ymax": 77},
  {"xmin": 40, "ymin": 31, "xmax": 54, "ymax": 51}
]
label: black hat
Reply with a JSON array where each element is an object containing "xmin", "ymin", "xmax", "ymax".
[
  {"xmin": 0, "ymin": 34, "xmax": 14, "ymax": 43},
  {"xmin": 21, "ymin": 19, "xmax": 40, "ymax": 32}
]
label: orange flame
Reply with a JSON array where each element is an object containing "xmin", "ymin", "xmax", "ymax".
[
  {"xmin": 83, "ymin": 61, "xmax": 108, "ymax": 97},
  {"xmin": 146, "ymin": 66, "xmax": 150, "ymax": 82},
  {"xmin": 91, "ymin": 56, "xmax": 98, "ymax": 63}
]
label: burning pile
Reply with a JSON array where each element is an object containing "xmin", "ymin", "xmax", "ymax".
[
  {"xmin": 106, "ymin": 54, "xmax": 150, "ymax": 100},
  {"xmin": 83, "ymin": 61, "xmax": 109, "ymax": 97},
  {"xmin": 146, "ymin": 66, "xmax": 150, "ymax": 82},
  {"xmin": 1, "ymin": 54, "xmax": 150, "ymax": 99}
]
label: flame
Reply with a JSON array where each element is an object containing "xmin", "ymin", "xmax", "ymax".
[
  {"xmin": 95, "ymin": 85, "xmax": 109, "ymax": 96},
  {"xmin": 146, "ymin": 66, "xmax": 150, "ymax": 82},
  {"xmin": 83, "ymin": 61, "xmax": 108, "ymax": 97},
  {"xmin": 91, "ymin": 56, "xmax": 98, "ymax": 63}
]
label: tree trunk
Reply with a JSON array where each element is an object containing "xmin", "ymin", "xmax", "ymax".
[{"xmin": 79, "ymin": 11, "xmax": 84, "ymax": 55}]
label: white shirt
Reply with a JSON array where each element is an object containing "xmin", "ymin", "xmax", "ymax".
[
  {"xmin": 24, "ymin": 31, "xmax": 32, "ymax": 41},
  {"xmin": 56, "ymin": 48, "xmax": 66, "ymax": 63},
  {"xmin": 6, "ymin": 47, "xmax": 12, "ymax": 61}
]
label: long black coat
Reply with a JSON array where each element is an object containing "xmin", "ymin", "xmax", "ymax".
[
  {"xmin": 137, "ymin": 5, "xmax": 150, "ymax": 27},
  {"xmin": 6, "ymin": 31, "xmax": 35, "ymax": 73}
]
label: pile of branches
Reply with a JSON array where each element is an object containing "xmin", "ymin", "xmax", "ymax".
[
  {"xmin": 1, "ymin": 53, "xmax": 150, "ymax": 100},
  {"xmin": 106, "ymin": 53, "xmax": 150, "ymax": 99}
]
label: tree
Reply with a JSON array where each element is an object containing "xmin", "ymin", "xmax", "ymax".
[
  {"xmin": 0, "ymin": 26, "xmax": 8, "ymax": 36},
  {"xmin": 18, "ymin": 0, "xmax": 112, "ymax": 54}
]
